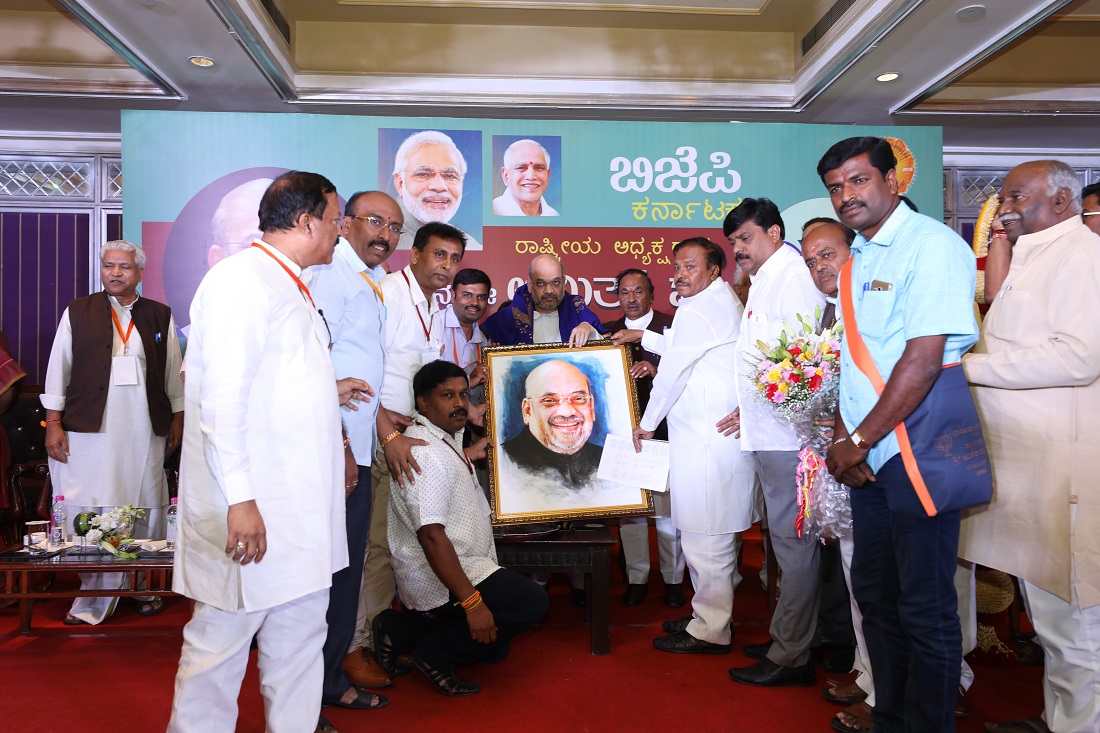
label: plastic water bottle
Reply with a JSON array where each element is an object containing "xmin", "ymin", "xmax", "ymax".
[
  {"xmin": 165, "ymin": 497, "xmax": 178, "ymax": 550},
  {"xmin": 50, "ymin": 494, "xmax": 67, "ymax": 549}
]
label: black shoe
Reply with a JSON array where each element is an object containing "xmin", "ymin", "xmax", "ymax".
[
  {"xmin": 663, "ymin": 582, "xmax": 686, "ymax": 608},
  {"xmin": 742, "ymin": 639, "xmax": 773, "ymax": 660},
  {"xmin": 728, "ymin": 658, "xmax": 816, "ymax": 687},
  {"xmin": 661, "ymin": 615, "xmax": 693, "ymax": 634},
  {"xmin": 821, "ymin": 646, "xmax": 855, "ymax": 673},
  {"xmin": 653, "ymin": 630, "xmax": 730, "ymax": 654},
  {"xmin": 322, "ymin": 685, "xmax": 389, "ymax": 710},
  {"xmin": 622, "ymin": 583, "xmax": 648, "ymax": 606},
  {"xmin": 571, "ymin": 587, "xmax": 586, "ymax": 607}
]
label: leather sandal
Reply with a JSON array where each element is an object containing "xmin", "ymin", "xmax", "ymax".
[
  {"xmin": 371, "ymin": 610, "xmax": 413, "ymax": 676},
  {"xmin": 831, "ymin": 702, "xmax": 874, "ymax": 732},
  {"xmin": 315, "ymin": 714, "xmax": 338, "ymax": 733},
  {"xmin": 412, "ymin": 658, "xmax": 480, "ymax": 696},
  {"xmin": 823, "ymin": 679, "xmax": 869, "ymax": 705}
]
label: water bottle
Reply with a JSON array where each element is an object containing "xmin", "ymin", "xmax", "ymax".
[
  {"xmin": 165, "ymin": 497, "xmax": 178, "ymax": 550},
  {"xmin": 50, "ymin": 494, "xmax": 67, "ymax": 549}
]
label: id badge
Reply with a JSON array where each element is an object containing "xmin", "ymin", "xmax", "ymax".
[
  {"xmin": 421, "ymin": 347, "xmax": 440, "ymax": 366},
  {"xmin": 112, "ymin": 355, "xmax": 140, "ymax": 385}
]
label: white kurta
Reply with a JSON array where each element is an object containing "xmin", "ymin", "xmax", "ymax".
[
  {"xmin": 41, "ymin": 296, "xmax": 184, "ymax": 510},
  {"xmin": 174, "ymin": 241, "xmax": 347, "ymax": 613},
  {"xmin": 639, "ymin": 277, "xmax": 755, "ymax": 535}
]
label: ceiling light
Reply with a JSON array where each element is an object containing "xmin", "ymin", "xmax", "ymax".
[
  {"xmin": 129, "ymin": 0, "xmax": 160, "ymax": 5},
  {"xmin": 188, "ymin": 56, "xmax": 215, "ymax": 68},
  {"xmin": 956, "ymin": 5, "xmax": 986, "ymax": 21},
  {"xmin": 876, "ymin": 72, "xmax": 900, "ymax": 83}
]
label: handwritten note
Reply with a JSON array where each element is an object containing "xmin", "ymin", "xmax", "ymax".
[{"xmin": 597, "ymin": 434, "xmax": 670, "ymax": 492}]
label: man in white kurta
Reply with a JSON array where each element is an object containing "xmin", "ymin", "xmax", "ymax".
[
  {"xmin": 622, "ymin": 238, "xmax": 754, "ymax": 651},
  {"xmin": 41, "ymin": 241, "xmax": 183, "ymax": 625},
  {"xmin": 168, "ymin": 173, "xmax": 349, "ymax": 733},
  {"xmin": 961, "ymin": 161, "xmax": 1100, "ymax": 733}
]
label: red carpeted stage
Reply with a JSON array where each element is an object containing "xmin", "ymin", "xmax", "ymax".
[{"xmin": 0, "ymin": 528, "xmax": 1041, "ymax": 731}]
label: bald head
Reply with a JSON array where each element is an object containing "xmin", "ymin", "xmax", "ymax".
[
  {"xmin": 521, "ymin": 360, "xmax": 595, "ymax": 455},
  {"xmin": 528, "ymin": 253, "xmax": 566, "ymax": 313},
  {"xmin": 802, "ymin": 221, "xmax": 854, "ymax": 297},
  {"xmin": 209, "ymin": 177, "xmax": 272, "ymax": 269}
]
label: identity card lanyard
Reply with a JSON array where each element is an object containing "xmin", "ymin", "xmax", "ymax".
[
  {"xmin": 110, "ymin": 307, "xmax": 135, "ymax": 355},
  {"xmin": 414, "ymin": 420, "xmax": 473, "ymax": 474},
  {"xmin": 252, "ymin": 243, "xmax": 315, "ymax": 309},
  {"xmin": 452, "ymin": 339, "xmax": 481, "ymax": 369},
  {"xmin": 360, "ymin": 272, "xmax": 384, "ymax": 303},
  {"xmin": 401, "ymin": 270, "xmax": 434, "ymax": 342}
]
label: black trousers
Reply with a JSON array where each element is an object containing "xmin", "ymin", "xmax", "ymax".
[
  {"xmin": 389, "ymin": 567, "xmax": 548, "ymax": 673},
  {"xmin": 320, "ymin": 464, "xmax": 372, "ymax": 701}
]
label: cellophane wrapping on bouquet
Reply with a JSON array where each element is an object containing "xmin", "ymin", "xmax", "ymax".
[{"xmin": 745, "ymin": 311, "xmax": 852, "ymax": 542}]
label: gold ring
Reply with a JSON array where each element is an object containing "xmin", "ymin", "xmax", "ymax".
[{"xmin": 236, "ymin": 541, "xmax": 246, "ymax": 550}]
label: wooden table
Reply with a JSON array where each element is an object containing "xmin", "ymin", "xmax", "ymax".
[
  {"xmin": 0, "ymin": 548, "xmax": 176, "ymax": 633},
  {"xmin": 494, "ymin": 525, "xmax": 617, "ymax": 655}
]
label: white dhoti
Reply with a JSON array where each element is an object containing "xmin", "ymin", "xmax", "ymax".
[
  {"xmin": 168, "ymin": 588, "xmax": 330, "ymax": 733},
  {"xmin": 681, "ymin": 531, "xmax": 742, "ymax": 645}
]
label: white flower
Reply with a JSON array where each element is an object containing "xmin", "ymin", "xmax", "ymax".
[{"xmin": 86, "ymin": 529, "xmax": 102, "ymax": 544}]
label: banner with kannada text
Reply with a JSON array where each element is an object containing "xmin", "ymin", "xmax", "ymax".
[{"xmin": 122, "ymin": 110, "xmax": 941, "ymax": 327}]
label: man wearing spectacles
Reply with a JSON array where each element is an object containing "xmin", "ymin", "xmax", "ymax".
[
  {"xmin": 1082, "ymin": 182, "xmax": 1100, "ymax": 236},
  {"xmin": 310, "ymin": 190, "xmax": 404, "ymax": 705},
  {"xmin": 392, "ymin": 130, "xmax": 482, "ymax": 251},
  {"xmin": 501, "ymin": 359, "xmax": 603, "ymax": 491}
]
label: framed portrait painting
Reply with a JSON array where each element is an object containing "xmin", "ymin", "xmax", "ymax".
[{"xmin": 484, "ymin": 341, "xmax": 654, "ymax": 524}]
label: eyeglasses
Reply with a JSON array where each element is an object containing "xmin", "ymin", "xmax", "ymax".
[
  {"xmin": 1083, "ymin": 211, "xmax": 1100, "ymax": 218},
  {"xmin": 345, "ymin": 214, "xmax": 403, "ymax": 236},
  {"xmin": 538, "ymin": 393, "xmax": 591, "ymax": 409},
  {"xmin": 533, "ymin": 278, "xmax": 565, "ymax": 289}
]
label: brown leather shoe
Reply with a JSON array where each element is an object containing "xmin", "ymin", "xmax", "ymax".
[
  {"xmin": 955, "ymin": 685, "xmax": 972, "ymax": 718},
  {"xmin": 343, "ymin": 648, "xmax": 393, "ymax": 689}
]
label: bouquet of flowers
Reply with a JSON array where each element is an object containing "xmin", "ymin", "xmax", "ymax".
[
  {"xmin": 74, "ymin": 505, "xmax": 145, "ymax": 559},
  {"xmin": 746, "ymin": 310, "xmax": 851, "ymax": 540}
]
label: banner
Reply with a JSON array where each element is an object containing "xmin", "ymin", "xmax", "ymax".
[{"xmin": 122, "ymin": 111, "xmax": 941, "ymax": 328}]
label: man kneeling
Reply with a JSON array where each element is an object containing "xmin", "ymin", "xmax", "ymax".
[{"xmin": 374, "ymin": 360, "xmax": 548, "ymax": 695}]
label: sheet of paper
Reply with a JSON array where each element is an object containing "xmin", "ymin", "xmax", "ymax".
[{"xmin": 597, "ymin": 433, "xmax": 670, "ymax": 492}]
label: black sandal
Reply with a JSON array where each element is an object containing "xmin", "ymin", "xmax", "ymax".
[
  {"xmin": 412, "ymin": 658, "xmax": 480, "ymax": 696},
  {"xmin": 315, "ymin": 714, "xmax": 338, "ymax": 733},
  {"xmin": 372, "ymin": 610, "xmax": 413, "ymax": 676}
]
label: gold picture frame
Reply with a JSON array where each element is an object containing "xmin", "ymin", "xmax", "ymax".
[{"xmin": 484, "ymin": 340, "xmax": 654, "ymax": 524}]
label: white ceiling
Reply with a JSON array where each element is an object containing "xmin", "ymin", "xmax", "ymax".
[{"xmin": 0, "ymin": 0, "xmax": 1097, "ymax": 153}]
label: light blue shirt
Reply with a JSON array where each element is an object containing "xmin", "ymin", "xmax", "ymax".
[
  {"xmin": 311, "ymin": 237, "xmax": 387, "ymax": 465},
  {"xmin": 838, "ymin": 204, "xmax": 978, "ymax": 472}
]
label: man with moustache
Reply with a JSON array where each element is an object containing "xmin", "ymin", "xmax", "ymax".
[
  {"xmin": 392, "ymin": 130, "xmax": 482, "ymax": 251},
  {"xmin": 724, "ymin": 198, "xmax": 826, "ymax": 687},
  {"xmin": 440, "ymin": 268, "xmax": 491, "ymax": 398},
  {"xmin": 42, "ymin": 240, "xmax": 184, "ymax": 625},
  {"xmin": 481, "ymin": 253, "xmax": 603, "ymax": 347},
  {"xmin": 961, "ymin": 160, "xmax": 1100, "ymax": 733},
  {"xmin": 1082, "ymin": 182, "xmax": 1100, "ymax": 236},
  {"xmin": 819, "ymin": 137, "xmax": 978, "ymax": 733},
  {"xmin": 602, "ymin": 268, "xmax": 685, "ymax": 608},
  {"xmin": 311, "ymin": 191, "xmax": 403, "ymax": 702},
  {"xmin": 169, "ymin": 172, "xmax": 357, "ymax": 732},
  {"xmin": 492, "ymin": 139, "xmax": 559, "ymax": 217},
  {"xmin": 365, "ymin": 221, "xmax": 468, "ymax": 669},
  {"xmin": 374, "ymin": 360, "xmax": 547, "ymax": 696},
  {"xmin": 616, "ymin": 238, "xmax": 754, "ymax": 654}
]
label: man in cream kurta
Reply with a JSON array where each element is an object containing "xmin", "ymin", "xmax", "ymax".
[
  {"xmin": 961, "ymin": 161, "xmax": 1100, "ymax": 733},
  {"xmin": 621, "ymin": 238, "xmax": 754, "ymax": 651},
  {"xmin": 169, "ymin": 173, "xmax": 348, "ymax": 733}
]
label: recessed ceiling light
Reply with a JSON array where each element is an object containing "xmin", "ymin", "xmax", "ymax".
[
  {"xmin": 189, "ymin": 56, "xmax": 215, "ymax": 68},
  {"xmin": 956, "ymin": 5, "xmax": 986, "ymax": 21},
  {"xmin": 876, "ymin": 72, "xmax": 901, "ymax": 83}
]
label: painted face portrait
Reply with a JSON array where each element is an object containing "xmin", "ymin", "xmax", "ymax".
[
  {"xmin": 521, "ymin": 360, "xmax": 595, "ymax": 455},
  {"xmin": 502, "ymin": 140, "xmax": 550, "ymax": 207},
  {"xmin": 395, "ymin": 142, "xmax": 465, "ymax": 225}
]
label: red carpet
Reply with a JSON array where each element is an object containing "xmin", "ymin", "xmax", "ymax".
[{"xmin": 1, "ymin": 529, "xmax": 1042, "ymax": 732}]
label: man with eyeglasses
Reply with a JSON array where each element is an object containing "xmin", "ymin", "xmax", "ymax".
[
  {"xmin": 311, "ymin": 190, "xmax": 404, "ymax": 707},
  {"xmin": 1082, "ymin": 182, "xmax": 1100, "ymax": 236},
  {"xmin": 482, "ymin": 253, "xmax": 604, "ymax": 348},
  {"xmin": 392, "ymin": 130, "xmax": 482, "ymax": 251},
  {"xmin": 500, "ymin": 359, "xmax": 603, "ymax": 491}
]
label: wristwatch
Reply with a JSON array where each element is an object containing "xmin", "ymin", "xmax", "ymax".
[{"xmin": 850, "ymin": 429, "xmax": 869, "ymax": 450}]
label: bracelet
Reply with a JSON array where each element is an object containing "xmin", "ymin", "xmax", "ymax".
[
  {"xmin": 463, "ymin": 597, "xmax": 484, "ymax": 614},
  {"xmin": 41, "ymin": 419, "xmax": 61, "ymax": 427},
  {"xmin": 380, "ymin": 430, "xmax": 400, "ymax": 447},
  {"xmin": 342, "ymin": 436, "xmax": 351, "ymax": 449},
  {"xmin": 832, "ymin": 436, "xmax": 849, "ymax": 446},
  {"xmin": 456, "ymin": 590, "xmax": 482, "ymax": 612}
]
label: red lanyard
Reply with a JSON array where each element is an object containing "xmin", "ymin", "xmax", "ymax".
[
  {"xmin": 451, "ymin": 335, "xmax": 481, "ymax": 369},
  {"xmin": 401, "ymin": 271, "xmax": 433, "ymax": 341},
  {"xmin": 110, "ymin": 307, "xmax": 135, "ymax": 349},
  {"xmin": 252, "ymin": 243, "xmax": 315, "ymax": 309},
  {"xmin": 415, "ymin": 420, "xmax": 473, "ymax": 474}
]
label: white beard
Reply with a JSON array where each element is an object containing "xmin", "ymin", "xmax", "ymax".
[{"xmin": 401, "ymin": 186, "xmax": 459, "ymax": 225}]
